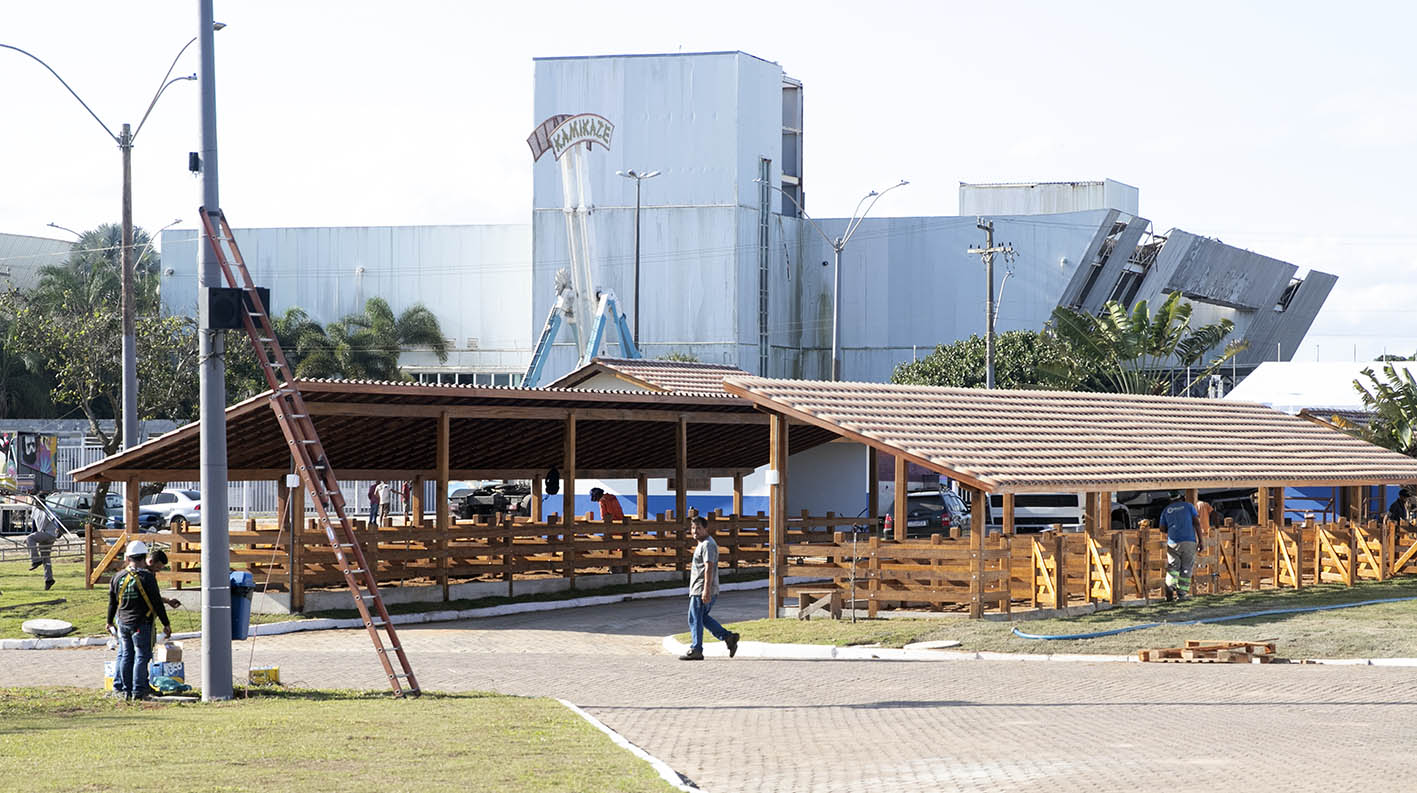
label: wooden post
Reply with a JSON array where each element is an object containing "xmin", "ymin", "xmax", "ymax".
[
  {"xmin": 1273, "ymin": 487, "xmax": 1287, "ymax": 527},
  {"xmin": 731, "ymin": 473, "xmax": 743, "ymax": 518},
  {"xmin": 867, "ymin": 534, "xmax": 881, "ymax": 618},
  {"xmin": 530, "ymin": 476, "xmax": 541, "ymax": 523},
  {"xmin": 637, "ymin": 473, "xmax": 650, "ymax": 520},
  {"xmin": 410, "ymin": 475, "xmax": 425, "ymax": 528},
  {"xmin": 1110, "ymin": 531, "xmax": 1124, "ymax": 604},
  {"xmin": 290, "ymin": 479, "xmax": 306, "ymax": 612},
  {"xmin": 1052, "ymin": 530, "xmax": 1067, "ymax": 609},
  {"xmin": 564, "ymin": 412, "xmax": 577, "ymax": 587},
  {"xmin": 893, "ymin": 455, "xmax": 906, "ymax": 542},
  {"xmin": 1002, "ymin": 493, "xmax": 1015, "ymax": 536},
  {"xmin": 1138, "ymin": 519, "xmax": 1150, "ymax": 604},
  {"xmin": 768, "ymin": 412, "xmax": 788, "ymax": 617},
  {"xmin": 124, "ymin": 478, "xmax": 140, "ymax": 540},
  {"xmin": 277, "ymin": 476, "xmax": 291, "ymax": 596},
  {"xmin": 675, "ymin": 416, "xmax": 688, "ymax": 522},
  {"xmin": 867, "ymin": 447, "xmax": 879, "ymax": 523},
  {"xmin": 84, "ymin": 508, "xmax": 94, "ymax": 589},
  {"xmin": 1257, "ymin": 486, "xmax": 1270, "ymax": 527},
  {"xmin": 436, "ymin": 412, "xmax": 450, "ymax": 532},
  {"xmin": 969, "ymin": 486, "xmax": 985, "ymax": 618}
]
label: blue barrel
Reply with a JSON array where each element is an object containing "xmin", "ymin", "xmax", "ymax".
[{"xmin": 229, "ymin": 570, "xmax": 255, "ymax": 640}]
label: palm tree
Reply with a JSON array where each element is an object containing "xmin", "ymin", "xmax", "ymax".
[
  {"xmin": 31, "ymin": 224, "xmax": 160, "ymax": 315},
  {"xmin": 1353, "ymin": 364, "xmax": 1417, "ymax": 456},
  {"xmin": 1043, "ymin": 291, "xmax": 1247, "ymax": 395}
]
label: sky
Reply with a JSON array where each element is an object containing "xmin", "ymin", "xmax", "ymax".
[{"xmin": 2, "ymin": 0, "xmax": 1414, "ymax": 361}]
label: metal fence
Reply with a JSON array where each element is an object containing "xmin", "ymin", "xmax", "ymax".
[{"xmin": 55, "ymin": 444, "xmax": 425, "ymax": 517}]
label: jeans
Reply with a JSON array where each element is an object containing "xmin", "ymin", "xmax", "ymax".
[
  {"xmin": 114, "ymin": 621, "xmax": 154, "ymax": 698},
  {"xmin": 368, "ymin": 503, "xmax": 378, "ymax": 526},
  {"xmin": 687, "ymin": 594, "xmax": 729, "ymax": 652},
  {"xmin": 27, "ymin": 529, "xmax": 55, "ymax": 581}
]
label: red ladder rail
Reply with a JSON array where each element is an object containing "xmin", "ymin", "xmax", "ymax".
[{"xmin": 199, "ymin": 206, "xmax": 419, "ymax": 697}]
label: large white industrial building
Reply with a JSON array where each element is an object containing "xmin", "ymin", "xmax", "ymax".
[{"xmin": 159, "ymin": 50, "xmax": 1336, "ymax": 392}]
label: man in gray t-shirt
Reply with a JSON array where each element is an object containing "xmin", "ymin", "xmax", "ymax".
[{"xmin": 681, "ymin": 515, "xmax": 740, "ymax": 660}]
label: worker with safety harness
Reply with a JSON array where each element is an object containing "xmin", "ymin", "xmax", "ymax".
[{"xmin": 106, "ymin": 540, "xmax": 172, "ymax": 700}]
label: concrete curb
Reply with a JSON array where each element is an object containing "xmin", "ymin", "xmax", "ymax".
[
  {"xmin": 660, "ymin": 634, "xmax": 1138, "ymax": 663},
  {"xmin": 657, "ymin": 636, "xmax": 1417, "ymax": 667},
  {"xmin": 557, "ymin": 699, "xmax": 700, "ymax": 792},
  {"xmin": 1, "ymin": 576, "xmax": 811, "ymax": 650}
]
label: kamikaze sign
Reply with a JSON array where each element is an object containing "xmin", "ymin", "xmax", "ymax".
[{"xmin": 527, "ymin": 114, "xmax": 614, "ymax": 162}]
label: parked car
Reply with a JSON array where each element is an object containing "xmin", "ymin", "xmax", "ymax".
[
  {"xmin": 139, "ymin": 488, "xmax": 203, "ymax": 530},
  {"xmin": 453, "ymin": 482, "xmax": 534, "ymax": 519},
  {"xmin": 42, "ymin": 491, "xmax": 163, "ymax": 534},
  {"xmin": 878, "ymin": 490, "xmax": 972, "ymax": 538}
]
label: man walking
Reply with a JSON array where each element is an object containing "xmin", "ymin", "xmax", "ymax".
[
  {"xmin": 367, "ymin": 481, "xmax": 381, "ymax": 526},
  {"xmin": 106, "ymin": 540, "xmax": 171, "ymax": 700},
  {"xmin": 1159, "ymin": 491, "xmax": 1201, "ymax": 602},
  {"xmin": 401, "ymin": 480, "xmax": 413, "ymax": 523},
  {"xmin": 26, "ymin": 494, "xmax": 63, "ymax": 591},
  {"xmin": 680, "ymin": 515, "xmax": 739, "ymax": 660}
]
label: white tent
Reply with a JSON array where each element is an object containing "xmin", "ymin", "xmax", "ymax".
[{"xmin": 1224, "ymin": 361, "xmax": 1417, "ymax": 415}]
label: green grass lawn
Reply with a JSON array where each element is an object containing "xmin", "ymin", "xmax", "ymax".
[
  {"xmin": 682, "ymin": 576, "xmax": 1417, "ymax": 660},
  {"xmin": 0, "ymin": 558, "xmax": 292, "ymax": 639},
  {"xmin": 0, "ymin": 687, "xmax": 678, "ymax": 793}
]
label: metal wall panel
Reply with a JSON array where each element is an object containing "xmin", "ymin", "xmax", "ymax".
[{"xmin": 159, "ymin": 224, "xmax": 533, "ymax": 372}]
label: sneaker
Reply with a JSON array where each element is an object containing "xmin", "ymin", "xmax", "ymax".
[
  {"xmin": 678, "ymin": 650, "xmax": 705, "ymax": 661},
  {"xmin": 725, "ymin": 632, "xmax": 740, "ymax": 658},
  {"xmin": 1163, "ymin": 585, "xmax": 1175, "ymax": 603},
  {"xmin": 29, "ymin": 562, "xmax": 41, "ymax": 571},
  {"xmin": 105, "ymin": 690, "xmax": 128, "ymax": 700},
  {"xmin": 44, "ymin": 579, "xmax": 55, "ymax": 591}
]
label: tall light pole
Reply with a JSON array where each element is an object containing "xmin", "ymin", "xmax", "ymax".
[
  {"xmin": 45, "ymin": 222, "xmax": 83, "ymax": 239},
  {"xmin": 615, "ymin": 169, "xmax": 659, "ymax": 348},
  {"xmin": 3, "ymin": 25, "xmax": 221, "ymax": 450},
  {"xmin": 755, "ymin": 178, "xmax": 908, "ymax": 381},
  {"xmin": 197, "ymin": 0, "xmax": 233, "ymax": 702}
]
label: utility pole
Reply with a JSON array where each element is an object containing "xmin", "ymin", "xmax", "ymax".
[
  {"xmin": 120, "ymin": 123, "xmax": 137, "ymax": 451},
  {"xmin": 197, "ymin": 0, "xmax": 232, "ymax": 702},
  {"xmin": 967, "ymin": 219, "xmax": 1015, "ymax": 390}
]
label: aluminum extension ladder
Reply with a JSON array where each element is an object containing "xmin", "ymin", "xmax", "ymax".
[{"xmin": 198, "ymin": 207, "xmax": 420, "ymax": 697}]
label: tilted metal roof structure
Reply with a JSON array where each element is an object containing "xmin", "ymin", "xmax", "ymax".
[{"xmin": 722, "ymin": 377, "xmax": 1417, "ymax": 494}]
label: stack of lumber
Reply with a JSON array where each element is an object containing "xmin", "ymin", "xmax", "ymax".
[{"xmin": 1137, "ymin": 639, "xmax": 1276, "ymax": 663}]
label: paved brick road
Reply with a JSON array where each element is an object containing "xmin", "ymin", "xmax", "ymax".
[{"xmin": 5, "ymin": 591, "xmax": 1415, "ymax": 792}]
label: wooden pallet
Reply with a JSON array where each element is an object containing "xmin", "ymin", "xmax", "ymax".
[{"xmin": 1138, "ymin": 639, "xmax": 1276, "ymax": 664}]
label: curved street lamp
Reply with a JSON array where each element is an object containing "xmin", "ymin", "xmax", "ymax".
[
  {"xmin": 2, "ymin": 23, "xmax": 223, "ymax": 450},
  {"xmin": 755, "ymin": 177, "xmax": 908, "ymax": 381},
  {"xmin": 616, "ymin": 169, "xmax": 660, "ymax": 348}
]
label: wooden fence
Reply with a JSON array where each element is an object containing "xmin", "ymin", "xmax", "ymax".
[
  {"xmin": 84, "ymin": 509, "xmax": 863, "ymax": 611},
  {"xmin": 781, "ymin": 517, "xmax": 1417, "ymax": 617},
  {"xmin": 86, "ymin": 510, "xmax": 1417, "ymax": 618}
]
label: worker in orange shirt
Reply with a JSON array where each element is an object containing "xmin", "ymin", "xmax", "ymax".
[{"xmin": 590, "ymin": 487, "xmax": 625, "ymax": 521}]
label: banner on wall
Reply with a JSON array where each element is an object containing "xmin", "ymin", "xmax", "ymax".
[{"xmin": 0, "ymin": 433, "xmax": 58, "ymax": 493}]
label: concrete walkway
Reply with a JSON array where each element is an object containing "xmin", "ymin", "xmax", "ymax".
[{"xmin": 4, "ymin": 590, "xmax": 1416, "ymax": 792}]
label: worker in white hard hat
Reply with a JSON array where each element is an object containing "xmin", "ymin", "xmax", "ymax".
[{"xmin": 105, "ymin": 539, "xmax": 171, "ymax": 700}]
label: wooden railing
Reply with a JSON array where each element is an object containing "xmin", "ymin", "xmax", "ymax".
[
  {"xmin": 785, "ymin": 516, "xmax": 1417, "ymax": 617},
  {"xmin": 86, "ymin": 510, "xmax": 1417, "ymax": 618},
  {"xmin": 84, "ymin": 509, "xmax": 864, "ymax": 611}
]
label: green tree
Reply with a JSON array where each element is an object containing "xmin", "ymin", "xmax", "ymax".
[
  {"xmin": 231, "ymin": 298, "xmax": 448, "ymax": 384},
  {"xmin": 0, "ymin": 312, "xmax": 55, "ymax": 419},
  {"xmin": 1353, "ymin": 364, "xmax": 1417, "ymax": 456},
  {"xmin": 892, "ymin": 330, "xmax": 1061, "ymax": 389},
  {"xmin": 1042, "ymin": 291, "xmax": 1247, "ymax": 395},
  {"xmin": 2, "ymin": 223, "xmax": 196, "ymax": 452}
]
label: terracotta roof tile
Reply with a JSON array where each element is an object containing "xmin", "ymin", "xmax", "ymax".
[{"xmin": 722, "ymin": 378, "xmax": 1417, "ymax": 493}]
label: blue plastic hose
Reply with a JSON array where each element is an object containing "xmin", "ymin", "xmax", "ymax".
[{"xmin": 1010, "ymin": 595, "xmax": 1417, "ymax": 641}]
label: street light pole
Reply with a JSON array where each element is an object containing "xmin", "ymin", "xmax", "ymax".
[
  {"xmin": 754, "ymin": 178, "xmax": 908, "ymax": 381},
  {"xmin": 967, "ymin": 219, "xmax": 1016, "ymax": 390},
  {"xmin": 3, "ymin": 32, "xmax": 213, "ymax": 449},
  {"xmin": 616, "ymin": 169, "xmax": 659, "ymax": 349},
  {"xmin": 197, "ymin": 0, "xmax": 233, "ymax": 702}
]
